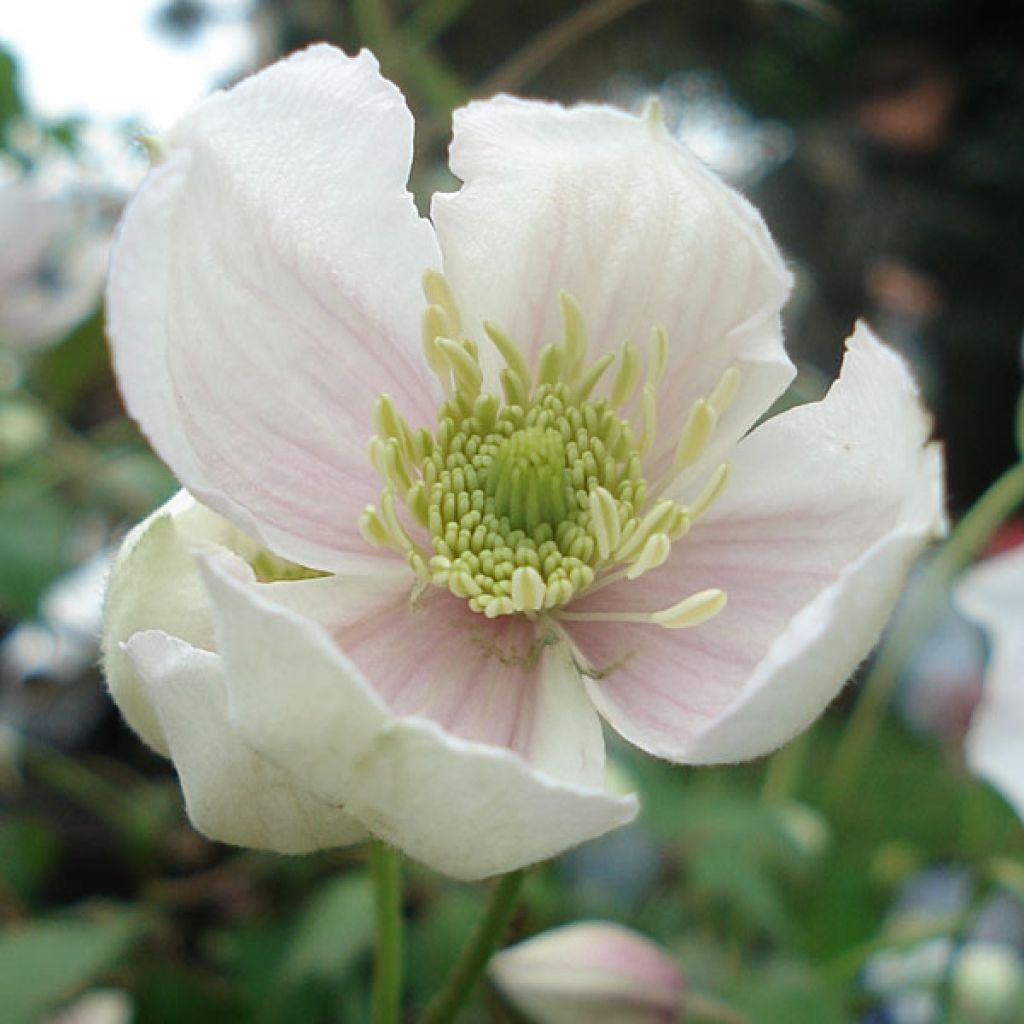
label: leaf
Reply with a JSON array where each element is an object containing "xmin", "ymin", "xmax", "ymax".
[
  {"xmin": 0, "ymin": 486, "xmax": 73, "ymax": 617},
  {"xmin": 0, "ymin": 818, "xmax": 59, "ymax": 904},
  {"xmin": 255, "ymin": 872, "xmax": 374, "ymax": 1020},
  {"xmin": 0, "ymin": 906, "xmax": 147, "ymax": 1024}
]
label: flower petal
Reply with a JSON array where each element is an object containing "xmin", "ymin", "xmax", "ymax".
[
  {"xmin": 568, "ymin": 325, "xmax": 945, "ymax": 762},
  {"xmin": 101, "ymin": 490, "xmax": 253, "ymax": 755},
  {"xmin": 262, "ymin": 576, "xmax": 607, "ymax": 787},
  {"xmin": 955, "ymin": 547, "xmax": 1024, "ymax": 820},
  {"xmin": 125, "ymin": 631, "xmax": 367, "ymax": 852},
  {"xmin": 200, "ymin": 555, "xmax": 637, "ymax": 880},
  {"xmin": 432, "ymin": 96, "xmax": 794, "ymax": 481},
  {"xmin": 107, "ymin": 45, "xmax": 441, "ymax": 570}
]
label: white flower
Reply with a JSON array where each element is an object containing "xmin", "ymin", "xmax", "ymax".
[
  {"xmin": 102, "ymin": 45, "xmax": 944, "ymax": 879},
  {"xmin": 955, "ymin": 545, "xmax": 1024, "ymax": 820}
]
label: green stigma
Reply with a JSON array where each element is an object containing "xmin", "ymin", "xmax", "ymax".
[
  {"xmin": 486, "ymin": 426, "xmax": 572, "ymax": 532},
  {"xmin": 359, "ymin": 273, "xmax": 739, "ymax": 624}
]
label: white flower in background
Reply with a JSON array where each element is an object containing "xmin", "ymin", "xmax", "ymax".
[
  {"xmin": 102, "ymin": 46, "xmax": 943, "ymax": 879},
  {"xmin": 955, "ymin": 545, "xmax": 1024, "ymax": 820},
  {"xmin": 488, "ymin": 921, "xmax": 684, "ymax": 1024},
  {"xmin": 0, "ymin": 178, "xmax": 120, "ymax": 351}
]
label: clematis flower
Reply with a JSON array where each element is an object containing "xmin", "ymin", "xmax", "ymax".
[
  {"xmin": 488, "ymin": 921, "xmax": 684, "ymax": 1023},
  {"xmin": 102, "ymin": 45, "xmax": 944, "ymax": 879},
  {"xmin": 954, "ymin": 545, "xmax": 1024, "ymax": 820}
]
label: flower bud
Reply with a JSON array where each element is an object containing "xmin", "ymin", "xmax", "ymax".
[{"xmin": 489, "ymin": 921, "xmax": 684, "ymax": 1024}]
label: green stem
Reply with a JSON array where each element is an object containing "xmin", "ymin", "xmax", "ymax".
[
  {"xmin": 369, "ymin": 842, "xmax": 403, "ymax": 1024},
  {"xmin": 421, "ymin": 870, "xmax": 527, "ymax": 1024},
  {"xmin": 825, "ymin": 460, "xmax": 1024, "ymax": 805}
]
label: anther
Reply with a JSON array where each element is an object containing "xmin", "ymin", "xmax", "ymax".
[
  {"xmin": 610, "ymin": 341, "xmax": 641, "ymax": 408},
  {"xmin": 708, "ymin": 366, "xmax": 741, "ymax": 416},
  {"xmin": 673, "ymin": 399, "xmax": 717, "ymax": 471},
  {"xmin": 687, "ymin": 463, "xmax": 730, "ymax": 521},
  {"xmin": 651, "ymin": 588, "xmax": 727, "ymax": 628},
  {"xmin": 485, "ymin": 321, "xmax": 531, "ymax": 393},
  {"xmin": 510, "ymin": 566, "xmax": 546, "ymax": 612},
  {"xmin": 626, "ymin": 532, "xmax": 671, "ymax": 579},
  {"xmin": 559, "ymin": 291, "xmax": 587, "ymax": 383}
]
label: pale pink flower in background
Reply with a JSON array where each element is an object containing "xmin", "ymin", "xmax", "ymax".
[
  {"xmin": 0, "ymin": 178, "xmax": 119, "ymax": 351},
  {"xmin": 955, "ymin": 545, "xmax": 1024, "ymax": 820},
  {"xmin": 488, "ymin": 921, "xmax": 684, "ymax": 1024},
  {"xmin": 102, "ymin": 45, "xmax": 943, "ymax": 879}
]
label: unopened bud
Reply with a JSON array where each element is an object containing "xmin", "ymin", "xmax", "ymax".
[{"xmin": 489, "ymin": 921, "xmax": 684, "ymax": 1024}]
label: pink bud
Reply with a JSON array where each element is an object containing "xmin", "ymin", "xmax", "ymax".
[{"xmin": 489, "ymin": 921, "xmax": 685, "ymax": 1024}]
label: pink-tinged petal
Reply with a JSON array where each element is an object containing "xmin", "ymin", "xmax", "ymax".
[
  {"xmin": 489, "ymin": 921, "xmax": 684, "ymax": 1024},
  {"xmin": 107, "ymin": 46, "xmax": 441, "ymax": 571},
  {"xmin": 124, "ymin": 632, "xmax": 367, "ymax": 852},
  {"xmin": 200, "ymin": 556, "xmax": 637, "ymax": 880},
  {"xmin": 432, "ymin": 96, "xmax": 794, "ymax": 481},
  {"xmin": 101, "ymin": 489, "xmax": 404, "ymax": 757},
  {"xmin": 955, "ymin": 547, "xmax": 1024, "ymax": 820},
  {"xmin": 263, "ymin": 575, "xmax": 607, "ymax": 786},
  {"xmin": 569, "ymin": 325, "xmax": 945, "ymax": 763}
]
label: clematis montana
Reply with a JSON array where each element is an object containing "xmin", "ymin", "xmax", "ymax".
[
  {"xmin": 955, "ymin": 545, "xmax": 1024, "ymax": 820},
  {"xmin": 102, "ymin": 45, "xmax": 944, "ymax": 880}
]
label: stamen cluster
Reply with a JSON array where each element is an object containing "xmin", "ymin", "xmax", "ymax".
[{"xmin": 360, "ymin": 274, "xmax": 736, "ymax": 627}]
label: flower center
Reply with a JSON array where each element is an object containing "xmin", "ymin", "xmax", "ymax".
[
  {"xmin": 359, "ymin": 272, "xmax": 738, "ymax": 628},
  {"xmin": 486, "ymin": 425, "xmax": 570, "ymax": 532}
]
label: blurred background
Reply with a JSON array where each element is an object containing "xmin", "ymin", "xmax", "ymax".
[{"xmin": 1, "ymin": 1, "xmax": 1023, "ymax": 1021}]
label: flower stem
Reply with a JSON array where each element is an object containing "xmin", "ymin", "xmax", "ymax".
[
  {"xmin": 369, "ymin": 841, "xmax": 403, "ymax": 1024},
  {"xmin": 825, "ymin": 460, "xmax": 1024, "ymax": 805},
  {"xmin": 421, "ymin": 869, "xmax": 527, "ymax": 1024}
]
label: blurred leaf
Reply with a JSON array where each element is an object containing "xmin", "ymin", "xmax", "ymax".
[
  {"xmin": 276, "ymin": 872, "xmax": 374, "ymax": 987},
  {"xmin": 728, "ymin": 959, "xmax": 844, "ymax": 1024},
  {"xmin": 0, "ymin": 905, "xmax": 147, "ymax": 1024},
  {"xmin": 0, "ymin": 818, "xmax": 59, "ymax": 904},
  {"xmin": 45, "ymin": 115, "xmax": 84, "ymax": 154},
  {"xmin": 28, "ymin": 307, "xmax": 108, "ymax": 417},
  {"xmin": 0, "ymin": 486, "xmax": 72, "ymax": 617},
  {"xmin": 245, "ymin": 872, "xmax": 376, "ymax": 1021},
  {"xmin": 0, "ymin": 45, "xmax": 24, "ymax": 144},
  {"xmin": 134, "ymin": 965, "xmax": 248, "ymax": 1024},
  {"xmin": 405, "ymin": 883, "xmax": 482, "ymax": 1007},
  {"xmin": 675, "ymin": 789, "xmax": 801, "ymax": 938}
]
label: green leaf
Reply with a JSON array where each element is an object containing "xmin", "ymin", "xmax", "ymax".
[
  {"xmin": 0, "ymin": 906, "xmax": 148, "ymax": 1024},
  {"xmin": 0, "ymin": 486, "xmax": 73, "ymax": 617},
  {"xmin": 278, "ymin": 872, "xmax": 374, "ymax": 985},
  {"xmin": 253, "ymin": 872, "xmax": 375, "ymax": 1021},
  {"xmin": 0, "ymin": 818, "xmax": 59, "ymax": 904},
  {"xmin": 0, "ymin": 45, "xmax": 25, "ymax": 143}
]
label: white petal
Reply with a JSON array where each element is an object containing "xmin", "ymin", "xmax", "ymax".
[
  {"xmin": 263, "ymin": 575, "xmax": 607, "ymax": 787},
  {"xmin": 432, "ymin": 96, "xmax": 794, "ymax": 480},
  {"xmin": 101, "ymin": 490, "xmax": 252, "ymax": 755},
  {"xmin": 125, "ymin": 631, "xmax": 366, "ymax": 852},
  {"xmin": 569, "ymin": 325, "xmax": 945, "ymax": 762},
  {"xmin": 107, "ymin": 46, "xmax": 441, "ymax": 571},
  {"xmin": 200, "ymin": 556, "xmax": 637, "ymax": 880},
  {"xmin": 955, "ymin": 547, "xmax": 1024, "ymax": 820}
]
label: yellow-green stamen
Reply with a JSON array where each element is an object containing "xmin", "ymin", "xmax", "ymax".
[{"xmin": 359, "ymin": 276, "xmax": 738, "ymax": 628}]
